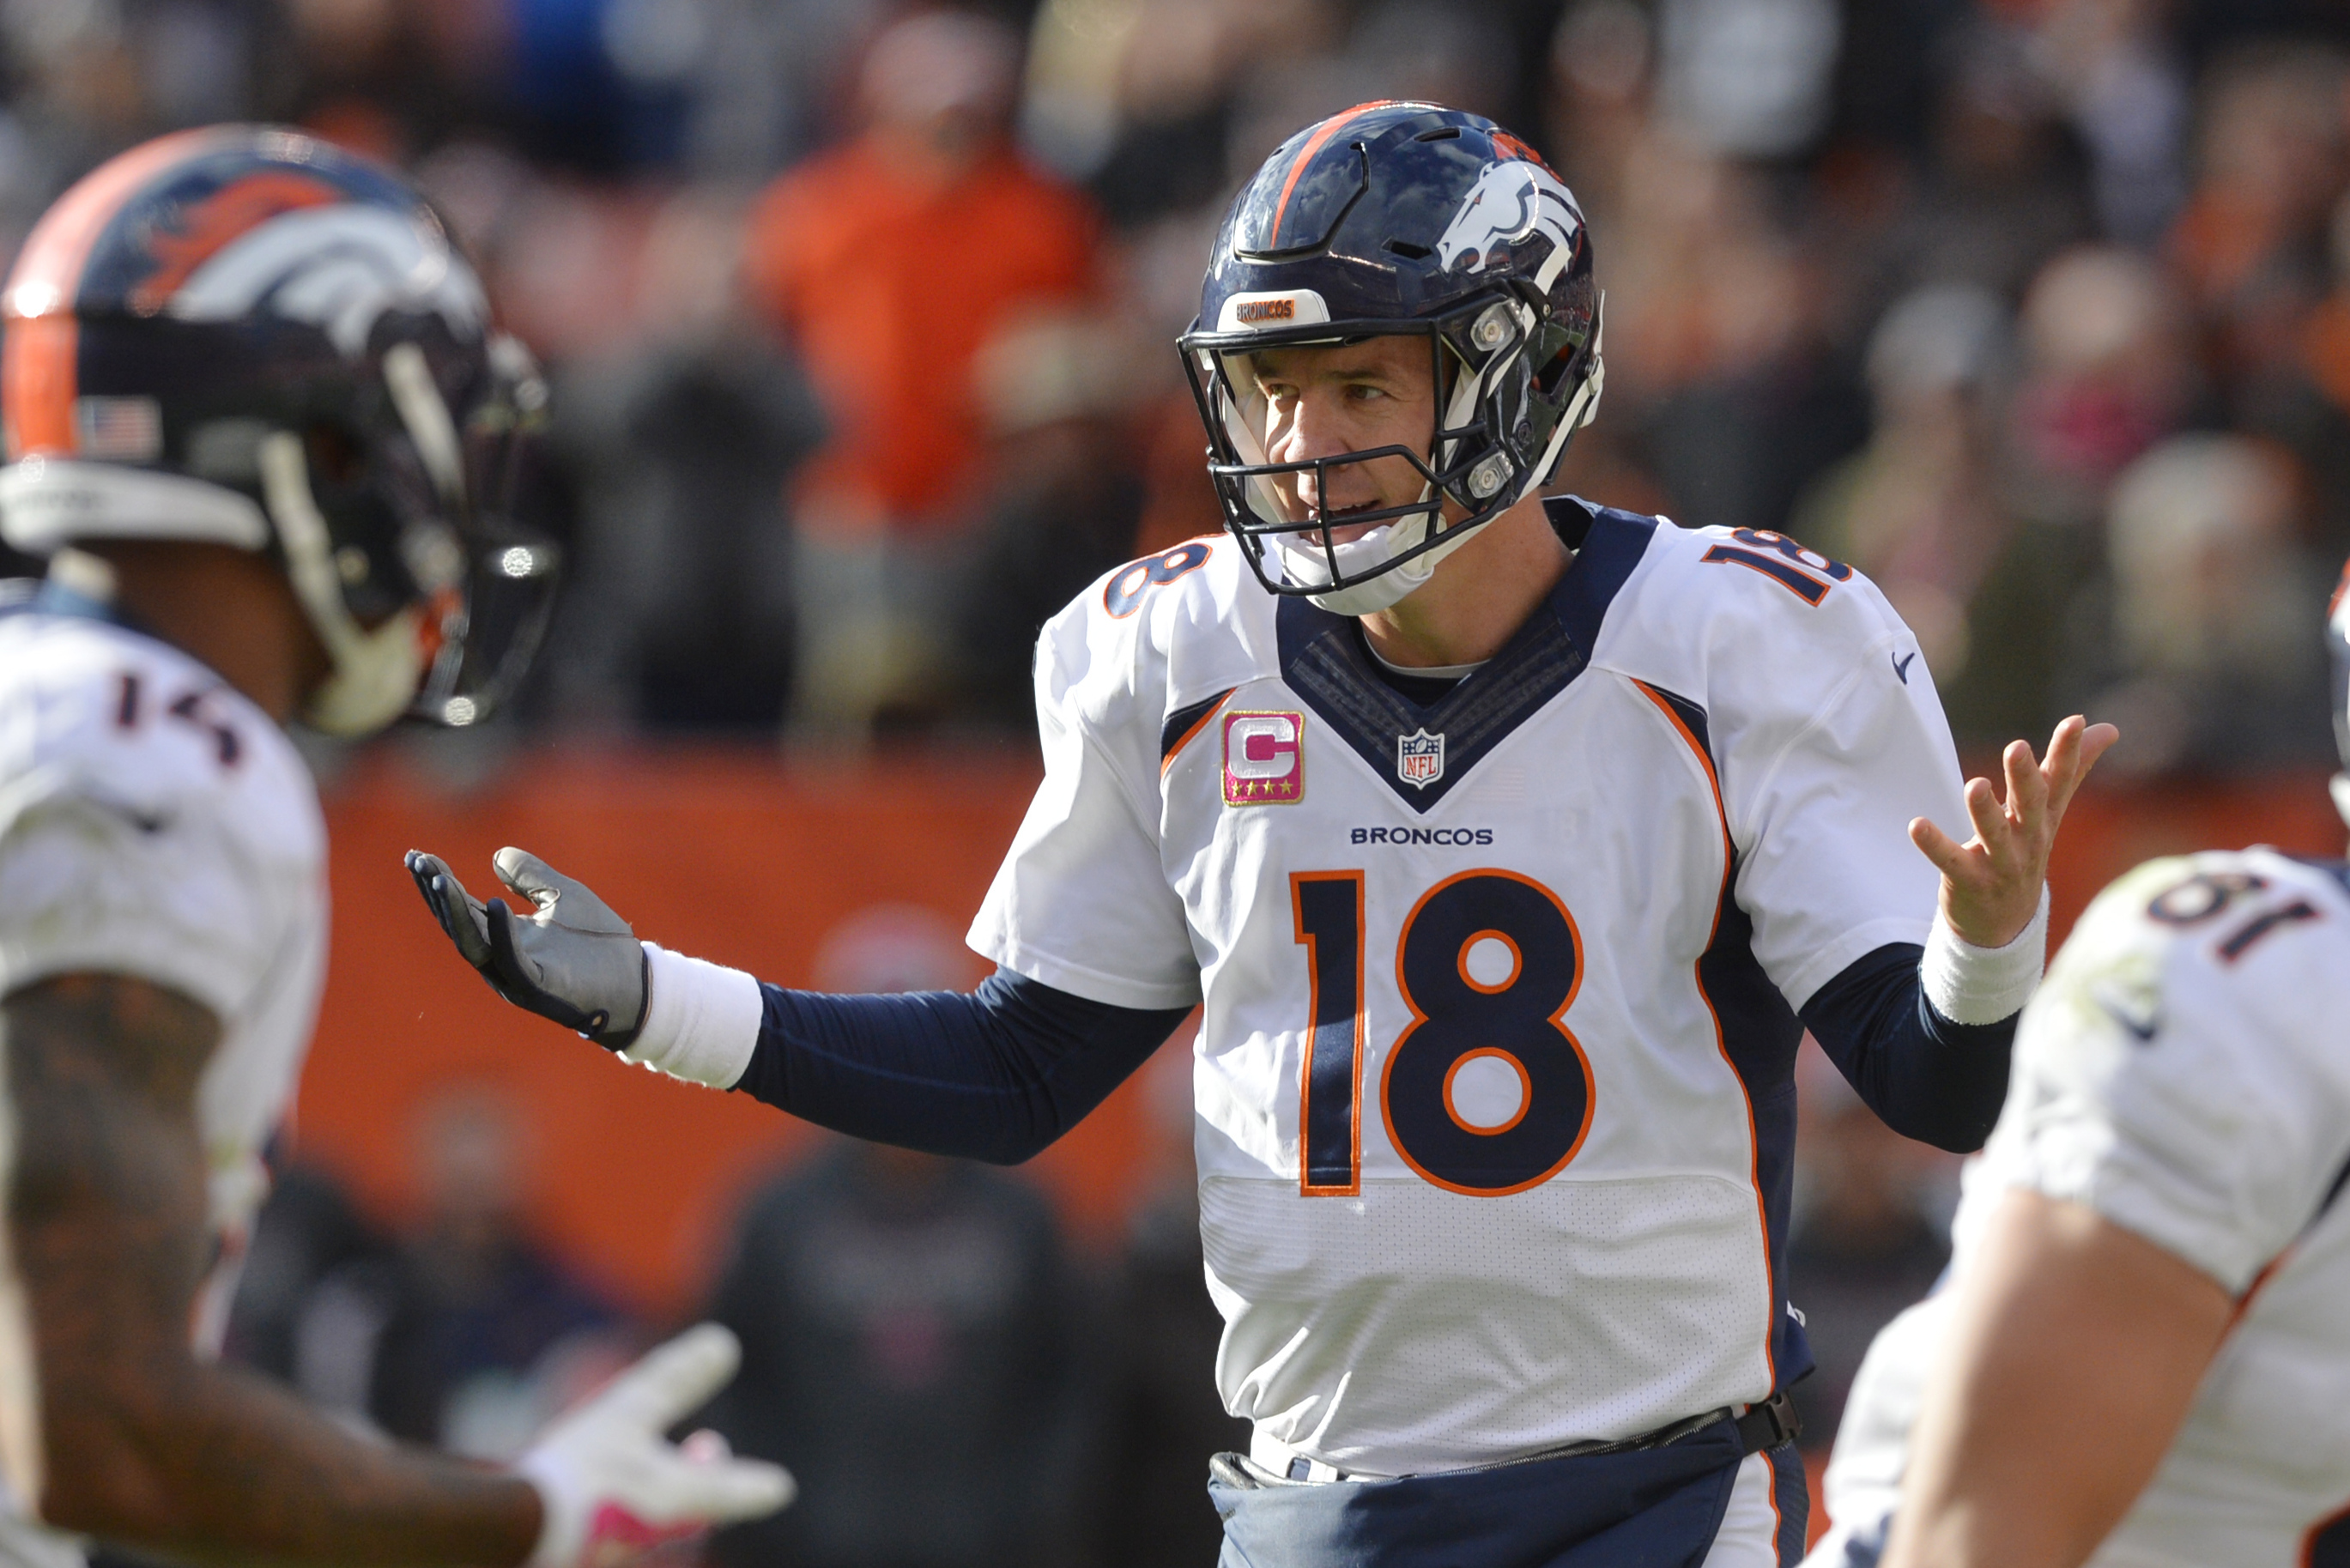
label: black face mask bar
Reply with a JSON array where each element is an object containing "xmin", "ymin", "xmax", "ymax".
[
  {"xmin": 421, "ymin": 339, "xmax": 560, "ymax": 727},
  {"xmin": 1179, "ymin": 296, "xmax": 1537, "ymax": 599}
]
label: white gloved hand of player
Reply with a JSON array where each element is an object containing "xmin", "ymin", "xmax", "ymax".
[{"xmin": 515, "ymin": 1323, "xmax": 793, "ymax": 1568}]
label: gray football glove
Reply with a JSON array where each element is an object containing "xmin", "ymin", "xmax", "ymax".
[{"xmin": 404, "ymin": 847, "xmax": 648, "ymax": 1047}]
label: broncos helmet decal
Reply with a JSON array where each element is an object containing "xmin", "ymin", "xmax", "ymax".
[{"xmin": 1434, "ymin": 160, "xmax": 1584, "ymax": 276}]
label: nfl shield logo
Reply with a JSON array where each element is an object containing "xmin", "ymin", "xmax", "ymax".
[{"xmin": 1396, "ymin": 728, "xmax": 1445, "ymax": 790}]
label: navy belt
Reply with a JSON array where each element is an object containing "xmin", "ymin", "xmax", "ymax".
[{"xmin": 1277, "ymin": 1387, "xmax": 1803, "ymax": 1484}]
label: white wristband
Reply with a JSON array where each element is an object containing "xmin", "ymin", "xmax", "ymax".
[
  {"xmin": 1922, "ymin": 885, "xmax": 2050, "ymax": 1026},
  {"xmin": 622, "ymin": 943, "xmax": 761, "ymax": 1088}
]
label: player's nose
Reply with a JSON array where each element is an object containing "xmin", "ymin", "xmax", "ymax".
[{"xmin": 1271, "ymin": 386, "xmax": 1360, "ymax": 466}]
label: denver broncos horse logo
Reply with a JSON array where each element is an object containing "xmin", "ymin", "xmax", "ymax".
[
  {"xmin": 1433, "ymin": 160, "xmax": 1583, "ymax": 275},
  {"xmin": 129, "ymin": 171, "xmax": 342, "ymax": 314},
  {"xmin": 162, "ymin": 203, "xmax": 487, "ymax": 356}
]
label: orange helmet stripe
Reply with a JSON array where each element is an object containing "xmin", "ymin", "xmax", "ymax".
[
  {"xmin": 1268, "ymin": 101, "xmax": 1402, "ymax": 252},
  {"xmin": 3, "ymin": 317, "xmax": 78, "ymax": 460},
  {"xmin": 3, "ymin": 126, "xmax": 235, "ymax": 459},
  {"xmin": 1488, "ymin": 130, "xmax": 1558, "ymax": 174},
  {"xmin": 4, "ymin": 125, "xmax": 236, "ymax": 317}
]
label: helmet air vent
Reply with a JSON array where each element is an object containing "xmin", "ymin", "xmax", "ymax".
[{"xmin": 1233, "ymin": 142, "xmax": 1369, "ymax": 260}]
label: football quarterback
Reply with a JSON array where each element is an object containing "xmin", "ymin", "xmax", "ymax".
[
  {"xmin": 414, "ymin": 103, "xmax": 2111, "ymax": 1567},
  {"xmin": 1802, "ymin": 561, "xmax": 2350, "ymax": 1568},
  {"xmin": 0, "ymin": 127, "xmax": 790, "ymax": 1568}
]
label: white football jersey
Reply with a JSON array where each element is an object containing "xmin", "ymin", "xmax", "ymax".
[
  {"xmin": 971, "ymin": 503, "xmax": 1968, "ymax": 1474},
  {"xmin": 1808, "ymin": 847, "xmax": 2350, "ymax": 1568},
  {"xmin": 0, "ymin": 609, "xmax": 327, "ymax": 1526}
]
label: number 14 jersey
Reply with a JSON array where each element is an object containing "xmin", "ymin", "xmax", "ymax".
[{"xmin": 969, "ymin": 501, "xmax": 1970, "ymax": 1476}]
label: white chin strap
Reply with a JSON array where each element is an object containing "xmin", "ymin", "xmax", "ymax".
[
  {"xmin": 256, "ymin": 432, "xmax": 426, "ymax": 736},
  {"xmin": 1274, "ymin": 499, "xmax": 1486, "ymax": 617}
]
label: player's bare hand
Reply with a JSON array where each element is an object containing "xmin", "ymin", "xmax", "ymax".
[{"xmin": 1909, "ymin": 716, "xmax": 2118, "ymax": 949}]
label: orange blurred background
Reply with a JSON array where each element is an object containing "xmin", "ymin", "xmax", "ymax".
[{"xmin": 297, "ymin": 748, "xmax": 2347, "ymax": 1320}]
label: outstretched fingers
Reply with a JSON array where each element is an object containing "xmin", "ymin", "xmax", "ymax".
[
  {"xmin": 1959, "ymin": 769, "xmax": 2020, "ymax": 886},
  {"xmin": 404, "ymin": 851, "xmax": 494, "ymax": 967},
  {"xmin": 1914, "ymin": 715, "xmax": 2118, "ymax": 949},
  {"xmin": 646, "ymin": 1444, "xmax": 796, "ymax": 1523},
  {"xmin": 2005, "ymin": 736, "xmax": 2048, "ymax": 839},
  {"xmin": 2044, "ymin": 712, "xmax": 2084, "ymax": 780},
  {"xmin": 2043, "ymin": 717, "xmax": 2121, "ymax": 827},
  {"xmin": 486, "ymin": 848, "xmax": 633, "ymax": 935},
  {"xmin": 1909, "ymin": 814, "xmax": 1976, "ymax": 882},
  {"xmin": 494, "ymin": 847, "xmax": 567, "ymax": 915},
  {"xmin": 599, "ymin": 1323, "xmax": 743, "ymax": 1432}
]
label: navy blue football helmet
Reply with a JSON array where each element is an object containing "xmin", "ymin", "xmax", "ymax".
[
  {"xmin": 0, "ymin": 125, "xmax": 555, "ymax": 734},
  {"xmin": 1179, "ymin": 101, "xmax": 1602, "ymax": 614}
]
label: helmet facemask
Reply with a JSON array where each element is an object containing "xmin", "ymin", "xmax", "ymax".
[
  {"xmin": 409, "ymin": 331, "xmax": 560, "ymax": 730},
  {"xmin": 260, "ymin": 427, "xmax": 441, "ymax": 736},
  {"xmin": 1184, "ymin": 285, "xmax": 1602, "ymax": 617},
  {"xmin": 256, "ymin": 334, "xmax": 556, "ymax": 736}
]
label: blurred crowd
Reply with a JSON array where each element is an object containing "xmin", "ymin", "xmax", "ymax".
[
  {"xmin": 14, "ymin": 0, "xmax": 2350, "ymax": 1553},
  {"xmin": 6, "ymin": 0, "xmax": 2345, "ymax": 767}
]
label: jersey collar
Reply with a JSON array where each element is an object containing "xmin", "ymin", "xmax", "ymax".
[{"xmin": 1272, "ymin": 499, "xmax": 1655, "ymax": 811}]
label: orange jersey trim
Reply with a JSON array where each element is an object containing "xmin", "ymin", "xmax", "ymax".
[
  {"xmin": 1633, "ymin": 678, "xmax": 1778, "ymax": 1386},
  {"xmin": 1160, "ymin": 689, "xmax": 1234, "ymax": 777}
]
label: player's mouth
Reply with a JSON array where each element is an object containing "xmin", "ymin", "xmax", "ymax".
[{"xmin": 1301, "ymin": 498, "xmax": 1385, "ymax": 545}]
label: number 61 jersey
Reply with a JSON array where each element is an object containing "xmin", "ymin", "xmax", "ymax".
[
  {"xmin": 1810, "ymin": 849, "xmax": 2350, "ymax": 1568},
  {"xmin": 970, "ymin": 500, "xmax": 1971, "ymax": 1477}
]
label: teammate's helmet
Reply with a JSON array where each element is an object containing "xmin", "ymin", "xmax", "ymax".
[
  {"xmin": 1179, "ymin": 102, "xmax": 1602, "ymax": 616},
  {"xmin": 2329, "ymin": 556, "xmax": 2350, "ymax": 826},
  {"xmin": 0, "ymin": 125, "xmax": 556, "ymax": 735}
]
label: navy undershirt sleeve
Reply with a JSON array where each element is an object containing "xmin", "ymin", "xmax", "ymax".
[
  {"xmin": 1798, "ymin": 942, "xmax": 2018, "ymax": 1153},
  {"xmin": 729, "ymin": 967, "xmax": 1193, "ymax": 1165},
  {"xmin": 731, "ymin": 948, "xmax": 2008, "ymax": 1160}
]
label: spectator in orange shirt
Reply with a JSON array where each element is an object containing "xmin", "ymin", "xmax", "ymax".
[{"xmin": 743, "ymin": 9, "xmax": 1105, "ymax": 737}]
